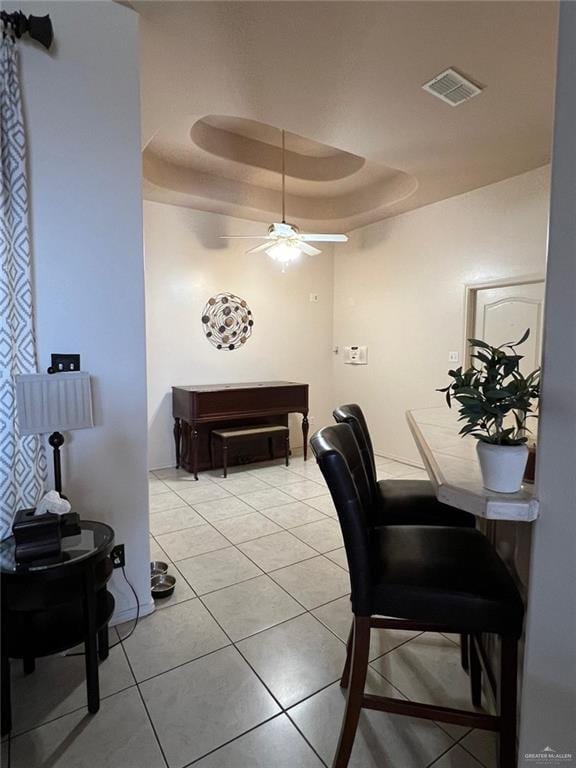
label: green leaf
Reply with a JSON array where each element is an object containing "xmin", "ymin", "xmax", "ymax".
[
  {"xmin": 468, "ymin": 338, "xmax": 492, "ymax": 350},
  {"xmin": 453, "ymin": 386, "xmax": 483, "ymax": 398},
  {"xmin": 516, "ymin": 328, "xmax": 530, "ymax": 346},
  {"xmin": 472, "ymin": 352, "xmax": 492, "ymax": 366}
]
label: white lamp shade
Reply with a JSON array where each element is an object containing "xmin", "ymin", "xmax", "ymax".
[{"xmin": 15, "ymin": 372, "xmax": 94, "ymax": 435}]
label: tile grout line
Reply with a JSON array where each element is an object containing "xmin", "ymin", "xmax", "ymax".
[
  {"xmin": 5, "ymin": 679, "xmax": 139, "ymax": 742},
  {"xmin": 148, "ymin": 486, "xmax": 364, "ymax": 766},
  {"xmin": 117, "ymin": 637, "xmax": 171, "ymax": 768},
  {"xmin": 12, "ymin": 461, "xmax": 478, "ymax": 767},
  {"xmin": 152, "ymin": 499, "xmax": 335, "ymax": 544},
  {"xmin": 179, "ymin": 713, "xmax": 288, "ymax": 768}
]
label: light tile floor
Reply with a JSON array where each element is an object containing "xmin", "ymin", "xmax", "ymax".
[{"xmin": 5, "ymin": 455, "xmax": 497, "ymax": 768}]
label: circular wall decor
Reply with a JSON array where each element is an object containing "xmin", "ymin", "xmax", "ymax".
[{"xmin": 201, "ymin": 292, "xmax": 254, "ymax": 351}]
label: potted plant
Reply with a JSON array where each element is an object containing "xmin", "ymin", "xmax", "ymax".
[{"xmin": 438, "ymin": 329, "xmax": 540, "ymax": 493}]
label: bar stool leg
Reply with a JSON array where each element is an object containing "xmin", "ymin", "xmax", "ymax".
[
  {"xmin": 498, "ymin": 636, "xmax": 518, "ymax": 768},
  {"xmin": 340, "ymin": 620, "xmax": 353, "ymax": 689},
  {"xmin": 222, "ymin": 442, "xmax": 228, "ymax": 479},
  {"xmin": 470, "ymin": 635, "xmax": 482, "ymax": 707},
  {"xmin": 332, "ymin": 616, "xmax": 370, "ymax": 768},
  {"xmin": 284, "ymin": 435, "xmax": 290, "ymax": 467}
]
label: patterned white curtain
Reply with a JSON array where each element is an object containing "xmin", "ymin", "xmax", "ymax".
[{"xmin": 0, "ymin": 36, "xmax": 46, "ymax": 538}]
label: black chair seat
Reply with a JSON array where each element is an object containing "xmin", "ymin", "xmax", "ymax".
[
  {"xmin": 370, "ymin": 526, "xmax": 524, "ymax": 637},
  {"xmin": 376, "ymin": 479, "xmax": 476, "ymax": 528}
]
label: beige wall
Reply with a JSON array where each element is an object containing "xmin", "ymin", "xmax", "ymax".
[
  {"xmin": 12, "ymin": 1, "xmax": 152, "ymax": 622},
  {"xmin": 519, "ymin": 2, "xmax": 576, "ymax": 758},
  {"xmin": 332, "ymin": 165, "xmax": 550, "ymax": 465},
  {"xmin": 144, "ymin": 202, "xmax": 335, "ymax": 469}
]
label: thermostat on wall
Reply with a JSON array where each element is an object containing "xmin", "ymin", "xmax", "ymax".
[{"xmin": 343, "ymin": 346, "xmax": 368, "ymax": 365}]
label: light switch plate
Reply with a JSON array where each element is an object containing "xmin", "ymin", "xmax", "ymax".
[
  {"xmin": 309, "ymin": 293, "xmax": 319, "ymax": 303},
  {"xmin": 448, "ymin": 351, "xmax": 459, "ymax": 363}
]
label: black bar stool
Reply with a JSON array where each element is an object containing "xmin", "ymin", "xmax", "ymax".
[
  {"xmin": 333, "ymin": 403, "xmax": 476, "ymax": 671},
  {"xmin": 333, "ymin": 403, "xmax": 476, "ymax": 528},
  {"xmin": 311, "ymin": 423, "xmax": 524, "ymax": 768}
]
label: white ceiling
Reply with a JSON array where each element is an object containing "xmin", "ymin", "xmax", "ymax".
[{"xmin": 137, "ymin": 1, "xmax": 558, "ymax": 231}]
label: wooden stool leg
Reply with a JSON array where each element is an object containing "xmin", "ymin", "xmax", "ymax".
[
  {"xmin": 222, "ymin": 442, "xmax": 228, "ymax": 479},
  {"xmin": 461, "ymin": 633, "xmax": 469, "ymax": 672},
  {"xmin": 498, "ymin": 636, "xmax": 518, "ymax": 768},
  {"xmin": 332, "ymin": 616, "xmax": 370, "ymax": 768},
  {"xmin": 340, "ymin": 620, "xmax": 353, "ymax": 688},
  {"xmin": 285, "ymin": 435, "xmax": 290, "ymax": 467},
  {"xmin": 470, "ymin": 635, "xmax": 482, "ymax": 707}
]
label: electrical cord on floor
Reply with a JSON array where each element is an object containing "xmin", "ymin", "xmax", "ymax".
[{"xmin": 64, "ymin": 565, "xmax": 141, "ymax": 657}]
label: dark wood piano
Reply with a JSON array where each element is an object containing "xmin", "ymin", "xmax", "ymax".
[{"xmin": 172, "ymin": 381, "xmax": 309, "ymax": 479}]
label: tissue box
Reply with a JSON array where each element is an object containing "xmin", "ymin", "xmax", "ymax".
[{"xmin": 12, "ymin": 508, "xmax": 62, "ymax": 564}]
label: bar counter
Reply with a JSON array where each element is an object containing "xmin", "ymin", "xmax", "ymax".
[{"xmin": 407, "ymin": 408, "xmax": 539, "ymax": 522}]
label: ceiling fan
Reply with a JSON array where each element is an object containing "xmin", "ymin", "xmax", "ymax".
[{"xmin": 221, "ymin": 130, "xmax": 348, "ymax": 266}]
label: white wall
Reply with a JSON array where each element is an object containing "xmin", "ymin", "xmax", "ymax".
[
  {"xmin": 13, "ymin": 1, "xmax": 152, "ymax": 621},
  {"xmin": 519, "ymin": 2, "xmax": 576, "ymax": 759},
  {"xmin": 144, "ymin": 202, "xmax": 335, "ymax": 470},
  {"xmin": 332, "ymin": 166, "xmax": 550, "ymax": 464}
]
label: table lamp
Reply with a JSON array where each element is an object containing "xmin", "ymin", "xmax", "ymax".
[{"xmin": 15, "ymin": 372, "xmax": 94, "ymax": 495}]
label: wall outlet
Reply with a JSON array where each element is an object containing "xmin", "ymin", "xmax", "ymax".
[
  {"xmin": 111, "ymin": 544, "xmax": 125, "ymax": 569},
  {"xmin": 49, "ymin": 353, "xmax": 81, "ymax": 373},
  {"xmin": 309, "ymin": 293, "xmax": 319, "ymax": 303},
  {"xmin": 448, "ymin": 351, "xmax": 460, "ymax": 363}
]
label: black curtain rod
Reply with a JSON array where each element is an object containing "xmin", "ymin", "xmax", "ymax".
[{"xmin": 0, "ymin": 10, "xmax": 53, "ymax": 50}]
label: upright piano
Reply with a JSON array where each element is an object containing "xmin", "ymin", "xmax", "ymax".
[{"xmin": 172, "ymin": 381, "xmax": 309, "ymax": 478}]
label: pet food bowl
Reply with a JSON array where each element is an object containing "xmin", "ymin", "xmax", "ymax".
[
  {"xmin": 151, "ymin": 573, "xmax": 176, "ymax": 599},
  {"xmin": 150, "ymin": 561, "xmax": 169, "ymax": 577}
]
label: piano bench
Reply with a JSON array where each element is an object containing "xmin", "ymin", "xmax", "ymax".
[{"xmin": 210, "ymin": 425, "xmax": 290, "ymax": 478}]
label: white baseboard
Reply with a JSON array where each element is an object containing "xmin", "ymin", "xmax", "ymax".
[
  {"xmin": 110, "ymin": 596, "xmax": 155, "ymax": 626},
  {"xmin": 150, "ymin": 443, "xmax": 307, "ymax": 473}
]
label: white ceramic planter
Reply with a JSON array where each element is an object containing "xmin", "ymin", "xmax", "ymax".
[{"xmin": 476, "ymin": 441, "xmax": 529, "ymax": 493}]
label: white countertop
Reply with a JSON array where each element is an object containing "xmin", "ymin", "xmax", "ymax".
[{"xmin": 406, "ymin": 408, "xmax": 539, "ymax": 522}]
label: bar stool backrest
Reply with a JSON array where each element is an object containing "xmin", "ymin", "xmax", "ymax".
[
  {"xmin": 311, "ymin": 423, "xmax": 373, "ymax": 615},
  {"xmin": 333, "ymin": 404, "xmax": 378, "ymax": 499}
]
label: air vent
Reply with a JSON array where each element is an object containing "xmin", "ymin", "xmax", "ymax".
[{"xmin": 422, "ymin": 68, "xmax": 483, "ymax": 107}]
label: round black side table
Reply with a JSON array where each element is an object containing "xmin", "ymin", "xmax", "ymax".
[{"xmin": 0, "ymin": 520, "xmax": 115, "ymax": 735}]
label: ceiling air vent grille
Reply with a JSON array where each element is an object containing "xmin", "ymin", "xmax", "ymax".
[{"xmin": 422, "ymin": 68, "xmax": 483, "ymax": 107}]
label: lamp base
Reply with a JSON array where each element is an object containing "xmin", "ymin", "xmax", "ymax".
[{"xmin": 48, "ymin": 431, "xmax": 65, "ymax": 495}]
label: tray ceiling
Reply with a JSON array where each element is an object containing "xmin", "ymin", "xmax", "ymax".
[{"xmin": 138, "ymin": 1, "xmax": 558, "ymax": 232}]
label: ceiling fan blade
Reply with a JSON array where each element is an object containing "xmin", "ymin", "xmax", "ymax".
[
  {"xmin": 298, "ymin": 242, "xmax": 322, "ymax": 256},
  {"xmin": 246, "ymin": 242, "xmax": 273, "ymax": 255},
  {"xmin": 220, "ymin": 235, "xmax": 270, "ymax": 240},
  {"xmin": 300, "ymin": 234, "xmax": 349, "ymax": 243}
]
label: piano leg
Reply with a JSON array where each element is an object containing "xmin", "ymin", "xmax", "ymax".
[
  {"xmin": 302, "ymin": 413, "xmax": 309, "ymax": 461},
  {"xmin": 192, "ymin": 427, "xmax": 199, "ymax": 480},
  {"xmin": 173, "ymin": 418, "xmax": 181, "ymax": 468}
]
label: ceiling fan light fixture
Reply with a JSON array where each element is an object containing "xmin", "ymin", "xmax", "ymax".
[{"xmin": 265, "ymin": 240, "xmax": 302, "ymax": 264}]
